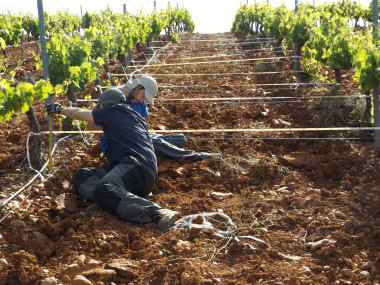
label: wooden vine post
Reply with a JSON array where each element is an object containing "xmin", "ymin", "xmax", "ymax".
[{"xmin": 374, "ymin": 0, "xmax": 380, "ymax": 150}]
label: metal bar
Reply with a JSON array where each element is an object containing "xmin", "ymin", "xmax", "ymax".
[
  {"xmin": 37, "ymin": 0, "xmax": 49, "ymax": 80},
  {"xmin": 39, "ymin": 127, "xmax": 380, "ymax": 135},
  {"xmin": 111, "ymin": 71, "xmax": 303, "ymax": 77},
  {"xmin": 77, "ymin": 94, "xmax": 365, "ymax": 103},
  {"xmin": 374, "ymin": 0, "xmax": 380, "ymax": 150},
  {"xmin": 131, "ymin": 56, "xmax": 300, "ymax": 68},
  {"xmin": 37, "ymin": 0, "xmax": 54, "ymax": 169}
]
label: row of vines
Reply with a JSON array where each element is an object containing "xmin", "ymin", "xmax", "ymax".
[
  {"xmin": 0, "ymin": 6, "xmax": 194, "ymax": 120},
  {"xmin": 0, "ymin": 6, "xmax": 194, "ymax": 165},
  {"xmin": 231, "ymin": 0, "xmax": 380, "ymax": 127}
]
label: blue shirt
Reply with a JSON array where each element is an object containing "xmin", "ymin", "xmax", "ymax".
[
  {"xmin": 118, "ymin": 86, "xmax": 149, "ymax": 118},
  {"xmin": 93, "ymin": 104, "xmax": 157, "ymax": 172}
]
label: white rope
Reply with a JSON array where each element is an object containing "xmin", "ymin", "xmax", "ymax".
[
  {"xmin": 129, "ymin": 41, "xmax": 173, "ymax": 81},
  {"xmin": 70, "ymin": 101, "xmax": 90, "ymax": 145},
  {"xmin": 172, "ymin": 212, "xmax": 265, "ymax": 249},
  {"xmin": 26, "ymin": 131, "xmax": 45, "ymax": 181},
  {"xmin": 172, "ymin": 212, "xmax": 237, "ymax": 235}
]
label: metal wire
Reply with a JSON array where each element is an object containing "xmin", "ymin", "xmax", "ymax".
[
  {"xmin": 112, "ymin": 71, "xmax": 304, "ymax": 78},
  {"xmin": 157, "ymin": 99, "xmax": 366, "ymax": 105},
  {"xmin": 151, "ymin": 38, "xmax": 274, "ymax": 43},
  {"xmin": 38, "ymin": 127, "xmax": 380, "ymax": 136},
  {"xmin": 131, "ymin": 56, "xmax": 300, "ymax": 68},
  {"xmin": 146, "ymin": 47, "xmax": 287, "ymax": 58},
  {"xmin": 151, "ymin": 40, "xmax": 276, "ymax": 49},
  {"xmin": 96, "ymin": 82, "xmax": 336, "ymax": 89},
  {"xmin": 34, "ymin": 135, "xmax": 378, "ymax": 142},
  {"xmin": 77, "ymin": 94, "xmax": 366, "ymax": 102}
]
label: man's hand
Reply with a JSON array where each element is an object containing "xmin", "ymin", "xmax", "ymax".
[{"xmin": 47, "ymin": 103, "xmax": 64, "ymax": 116}]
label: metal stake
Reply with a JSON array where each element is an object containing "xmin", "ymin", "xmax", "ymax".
[
  {"xmin": 37, "ymin": 0, "xmax": 54, "ymax": 169},
  {"xmin": 374, "ymin": 0, "xmax": 380, "ymax": 150}
]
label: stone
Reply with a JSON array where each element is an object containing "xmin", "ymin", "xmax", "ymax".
[
  {"xmin": 0, "ymin": 258, "xmax": 8, "ymax": 265},
  {"xmin": 360, "ymin": 271, "xmax": 370, "ymax": 279},
  {"xmin": 332, "ymin": 210, "xmax": 346, "ymax": 219},
  {"xmin": 72, "ymin": 275, "xmax": 92, "ymax": 285},
  {"xmin": 299, "ymin": 266, "xmax": 311, "ymax": 275},
  {"xmin": 277, "ymin": 186, "xmax": 291, "ymax": 194},
  {"xmin": 60, "ymin": 263, "xmax": 100, "ymax": 280},
  {"xmin": 10, "ymin": 220, "xmax": 27, "ymax": 228},
  {"xmin": 56, "ymin": 193, "xmax": 78, "ymax": 212},
  {"xmin": 62, "ymin": 180, "xmax": 71, "ymax": 189},
  {"xmin": 341, "ymin": 268, "xmax": 353, "ymax": 277},
  {"xmin": 211, "ymin": 192, "xmax": 233, "ymax": 199},
  {"xmin": 181, "ymin": 272, "xmax": 189, "ymax": 284},
  {"xmin": 33, "ymin": 231, "xmax": 48, "ymax": 240},
  {"xmin": 60, "ymin": 275, "xmax": 71, "ymax": 284},
  {"xmin": 158, "ymin": 159, "xmax": 171, "ymax": 173},
  {"xmin": 77, "ymin": 255, "xmax": 86, "ymax": 265},
  {"xmin": 81, "ymin": 268, "xmax": 116, "ymax": 283},
  {"xmin": 213, "ymin": 171, "xmax": 222, "ymax": 181},
  {"xmin": 362, "ymin": 261, "xmax": 373, "ymax": 271},
  {"xmin": 352, "ymin": 186, "xmax": 363, "ymax": 192},
  {"xmin": 41, "ymin": 277, "xmax": 57, "ymax": 285},
  {"xmin": 309, "ymin": 239, "xmax": 334, "ymax": 251},
  {"xmin": 28, "ymin": 215, "xmax": 39, "ymax": 223}
]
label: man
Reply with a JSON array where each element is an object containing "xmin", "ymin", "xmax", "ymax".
[
  {"xmin": 47, "ymin": 89, "xmax": 178, "ymax": 230},
  {"xmin": 98, "ymin": 75, "xmax": 221, "ymax": 161}
]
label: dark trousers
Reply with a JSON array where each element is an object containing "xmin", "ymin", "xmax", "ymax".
[
  {"xmin": 74, "ymin": 156, "xmax": 160, "ymax": 223},
  {"xmin": 150, "ymin": 133, "xmax": 203, "ymax": 162}
]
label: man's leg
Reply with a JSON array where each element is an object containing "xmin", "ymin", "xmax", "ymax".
[
  {"xmin": 92, "ymin": 160, "xmax": 177, "ymax": 229},
  {"xmin": 74, "ymin": 168, "xmax": 107, "ymax": 201},
  {"xmin": 150, "ymin": 133, "xmax": 204, "ymax": 161},
  {"xmin": 150, "ymin": 133, "xmax": 188, "ymax": 148},
  {"xmin": 91, "ymin": 159, "xmax": 161, "ymax": 223}
]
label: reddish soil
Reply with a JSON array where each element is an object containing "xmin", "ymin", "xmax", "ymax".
[{"xmin": 0, "ymin": 32, "xmax": 380, "ymax": 285}]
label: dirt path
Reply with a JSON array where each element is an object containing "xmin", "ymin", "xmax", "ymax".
[{"xmin": 0, "ymin": 32, "xmax": 380, "ymax": 285}]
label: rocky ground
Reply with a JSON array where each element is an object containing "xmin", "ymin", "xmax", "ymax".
[{"xmin": 0, "ymin": 32, "xmax": 380, "ymax": 285}]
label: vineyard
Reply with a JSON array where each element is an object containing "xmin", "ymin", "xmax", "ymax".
[{"xmin": 0, "ymin": 1, "xmax": 380, "ymax": 285}]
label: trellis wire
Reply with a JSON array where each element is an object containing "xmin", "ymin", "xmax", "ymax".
[
  {"xmin": 156, "ymin": 99, "xmax": 366, "ymax": 105},
  {"xmin": 151, "ymin": 40, "xmax": 276, "ymax": 49},
  {"xmin": 151, "ymin": 38, "xmax": 274, "ymax": 43},
  {"xmin": 78, "ymin": 93, "xmax": 366, "ymax": 102},
  {"xmin": 38, "ymin": 127, "xmax": 380, "ymax": 136},
  {"xmin": 96, "ymin": 82, "xmax": 336, "ymax": 89},
  {"xmin": 158, "ymin": 87, "xmax": 330, "ymax": 93},
  {"xmin": 111, "ymin": 70, "xmax": 304, "ymax": 78},
  {"xmin": 131, "ymin": 56, "xmax": 300, "ymax": 68},
  {"xmin": 153, "ymin": 50, "xmax": 293, "ymax": 62},
  {"xmin": 147, "ymin": 46, "xmax": 287, "ymax": 57},
  {"xmin": 342, "ymin": 135, "xmax": 380, "ymax": 177},
  {"xmin": 34, "ymin": 135, "xmax": 378, "ymax": 142}
]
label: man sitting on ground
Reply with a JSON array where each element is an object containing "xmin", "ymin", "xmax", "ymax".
[{"xmin": 47, "ymin": 89, "xmax": 178, "ymax": 230}]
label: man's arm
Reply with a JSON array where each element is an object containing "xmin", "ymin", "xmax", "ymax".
[
  {"xmin": 87, "ymin": 121, "xmax": 104, "ymax": 137},
  {"xmin": 60, "ymin": 107, "xmax": 95, "ymax": 124}
]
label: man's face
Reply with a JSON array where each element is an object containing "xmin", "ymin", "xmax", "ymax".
[{"xmin": 129, "ymin": 85, "xmax": 146, "ymax": 104}]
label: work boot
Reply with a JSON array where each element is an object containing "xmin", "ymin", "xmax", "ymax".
[
  {"xmin": 86, "ymin": 203, "xmax": 102, "ymax": 213},
  {"xmin": 150, "ymin": 209, "xmax": 178, "ymax": 230},
  {"xmin": 200, "ymin": 152, "xmax": 222, "ymax": 162}
]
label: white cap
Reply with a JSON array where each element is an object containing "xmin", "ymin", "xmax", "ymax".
[{"xmin": 126, "ymin": 75, "xmax": 158, "ymax": 106}]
